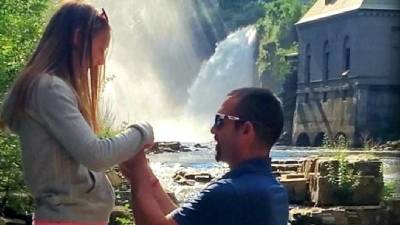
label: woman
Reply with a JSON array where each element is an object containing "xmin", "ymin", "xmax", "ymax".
[{"xmin": 0, "ymin": 1, "xmax": 153, "ymax": 225}]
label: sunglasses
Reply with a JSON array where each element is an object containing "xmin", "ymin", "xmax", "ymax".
[{"xmin": 213, "ymin": 113, "xmax": 243, "ymax": 128}]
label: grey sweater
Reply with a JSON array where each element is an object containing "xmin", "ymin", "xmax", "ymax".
[{"xmin": 2, "ymin": 74, "xmax": 148, "ymax": 223}]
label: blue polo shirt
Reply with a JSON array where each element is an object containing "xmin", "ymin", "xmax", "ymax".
[{"xmin": 171, "ymin": 158, "xmax": 289, "ymax": 225}]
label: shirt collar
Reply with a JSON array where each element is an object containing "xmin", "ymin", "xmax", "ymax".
[{"xmin": 222, "ymin": 157, "xmax": 272, "ymax": 179}]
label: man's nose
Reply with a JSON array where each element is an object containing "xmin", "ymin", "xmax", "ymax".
[{"xmin": 210, "ymin": 125, "xmax": 215, "ymax": 134}]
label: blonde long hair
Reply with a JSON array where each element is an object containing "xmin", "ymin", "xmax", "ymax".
[{"xmin": 1, "ymin": 1, "xmax": 110, "ymax": 133}]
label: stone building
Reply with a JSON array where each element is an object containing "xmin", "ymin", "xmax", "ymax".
[{"xmin": 292, "ymin": 0, "xmax": 400, "ymax": 146}]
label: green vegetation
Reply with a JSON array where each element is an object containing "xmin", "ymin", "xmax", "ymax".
[
  {"xmin": 256, "ymin": 0, "xmax": 314, "ymax": 80},
  {"xmin": 0, "ymin": 0, "xmax": 52, "ymax": 216},
  {"xmin": 0, "ymin": 133, "xmax": 33, "ymax": 215},
  {"xmin": 114, "ymin": 204, "xmax": 134, "ymax": 225},
  {"xmin": 323, "ymin": 135, "xmax": 362, "ymax": 204},
  {"xmin": 382, "ymin": 180, "xmax": 400, "ymax": 201},
  {"xmin": 0, "ymin": 0, "xmax": 51, "ymax": 98}
]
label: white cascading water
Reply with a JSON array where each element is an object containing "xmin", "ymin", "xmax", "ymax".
[{"xmin": 93, "ymin": 0, "xmax": 258, "ymax": 142}]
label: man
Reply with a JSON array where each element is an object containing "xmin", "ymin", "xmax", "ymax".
[{"xmin": 120, "ymin": 87, "xmax": 289, "ymax": 225}]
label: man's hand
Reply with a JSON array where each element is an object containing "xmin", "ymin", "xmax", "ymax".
[{"xmin": 119, "ymin": 148, "xmax": 156, "ymax": 186}]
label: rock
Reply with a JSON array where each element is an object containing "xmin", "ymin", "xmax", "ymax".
[
  {"xmin": 272, "ymin": 164, "xmax": 301, "ymax": 173},
  {"xmin": 161, "ymin": 142, "xmax": 181, "ymax": 150},
  {"xmin": 194, "ymin": 143, "xmax": 207, "ymax": 148},
  {"xmin": 280, "ymin": 177, "xmax": 309, "ymax": 204},
  {"xmin": 301, "ymin": 156, "xmax": 318, "ymax": 179},
  {"xmin": 309, "ymin": 176, "xmax": 338, "ymax": 206},
  {"xmin": 194, "ymin": 174, "xmax": 213, "ymax": 183},
  {"xmin": 352, "ymin": 176, "xmax": 383, "ymax": 205},
  {"xmin": 173, "ymin": 171, "xmax": 213, "ymax": 184},
  {"xmin": 106, "ymin": 170, "xmax": 124, "ymax": 187},
  {"xmin": 348, "ymin": 160, "xmax": 382, "ymax": 177},
  {"xmin": 315, "ymin": 158, "xmax": 339, "ymax": 177},
  {"xmin": 383, "ymin": 199, "xmax": 400, "ymax": 225},
  {"xmin": 281, "ymin": 173, "xmax": 305, "ymax": 179},
  {"xmin": 147, "ymin": 142, "xmax": 186, "ymax": 153}
]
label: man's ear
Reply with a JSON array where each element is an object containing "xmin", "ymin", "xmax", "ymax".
[{"xmin": 242, "ymin": 121, "xmax": 254, "ymax": 136}]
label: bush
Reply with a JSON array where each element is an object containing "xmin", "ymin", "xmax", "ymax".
[
  {"xmin": 0, "ymin": 133, "xmax": 33, "ymax": 215},
  {"xmin": 323, "ymin": 135, "xmax": 361, "ymax": 205},
  {"xmin": 0, "ymin": 0, "xmax": 52, "ymax": 216}
]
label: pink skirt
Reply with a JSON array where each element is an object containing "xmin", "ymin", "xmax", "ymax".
[{"xmin": 33, "ymin": 221, "xmax": 107, "ymax": 225}]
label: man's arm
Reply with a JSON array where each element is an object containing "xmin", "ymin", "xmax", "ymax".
[{"xmin": 119, "ymin": 150, "xmax": 178, "ymax": 225}]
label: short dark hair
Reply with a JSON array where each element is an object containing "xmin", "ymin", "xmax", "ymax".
[{"xmin": 228, "ymin": 87, "xmax": 283, "ymax": 147}]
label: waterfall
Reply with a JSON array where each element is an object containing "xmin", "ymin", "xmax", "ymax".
[
  {"xmin": 185, "ymin": 26, "xmax": 257, "ymax": 122},
  {"xmin": 93, "ymin": 0, "xmax": 258, "ymax": 142}
]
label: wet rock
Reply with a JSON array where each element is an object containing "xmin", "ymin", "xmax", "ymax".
[
  {"xmin": 372, "ymin": 139, "xmax": 400, "ymax": 151},
  {"xmin": 173, "ymin": 171, "xmax": 214, "ymax": 185},
  {"xmin": 194, "ymin": 143, "xmax": 207, "ymax": 148},
  {"xmin": 148, "ymin": 142, "xmax": 193, "ymax": 154}
]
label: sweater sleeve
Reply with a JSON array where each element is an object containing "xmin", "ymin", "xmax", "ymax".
[{"xmin": 34, "ymin": 75, "xmax": 146, "ymax": 172}]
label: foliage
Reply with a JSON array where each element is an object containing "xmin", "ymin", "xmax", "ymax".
[
  {"xmin": 0, "ymin": 0, "xmax": 53, "ymax": 216},
  {"xmin": 0, "ymin": 133, "xmax": 33, "ymax": 215},
  {"xmin": 323, "ymin": 135, "xmax": 361, "ymax": 204},
  {"xmin": 0, "ymin": 0, "xmax": 51, "ymax": 99},
  {"xmin": 381, "ymin": 180, "xmax": 400, "ymax": 201},
  {"xmin": 255, "ymin": 0, "xmax": 314, "ymax": 80},
  {"xmin": 114, "ymin": 203, "xmax": 134, "ymax": 225},
  {"xmin": 218, "ymin": 1, "xmax": 266, "ymax": 31}
]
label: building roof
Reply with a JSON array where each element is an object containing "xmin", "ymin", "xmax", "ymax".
[{"xmin": 297, "ymin": 0, "xmax": 400, "ymax": 24}]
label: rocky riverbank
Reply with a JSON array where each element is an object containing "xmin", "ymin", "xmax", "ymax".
[{"xmin": 104, "ymin": 151, "xmax": 399, "ymax": 225}]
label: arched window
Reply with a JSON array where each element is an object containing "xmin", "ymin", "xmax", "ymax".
[
  {"xmin": 323, "ymin": 41, "xmax": 330, "ymax": 81},
  {"xmin": 343, "ymin": 36, "xmax": 351, "ymax": 71},
  {"xmin": 305, "ymin": 44, "xmax": 311, "ymax": 83}
]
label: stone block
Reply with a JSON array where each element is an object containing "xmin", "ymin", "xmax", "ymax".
[
  {"xmin": 345, "ymin": 205, "xmax": 387, "ymax": 225},
  {"xmin": 272, "ymin": 164, "xmax": 302, "ymax": 173},
  {"xmin": 315, "ymin": 159, "xmax": 339, "ymax": 177},
  {"xmin": 352, "ymin": 176, "xmax": 383, "ymax": 205},
  {"xmin": 348, "ymin": 160, "xmax": 382, "ymax": 177},
  {"xmin": 280, "ymin": 177, "xmax": 309, "ymax": 204},
  {"xmin": 301, "ymin": 156, "xmax": 318, "ymax": 178},
  {"xmin": 309, "ymin": 176, "xmax": 338, "ymax": 206},
  {"xmin": 384, "ymin": 199, "xmax": 400, "ymax": 225}
]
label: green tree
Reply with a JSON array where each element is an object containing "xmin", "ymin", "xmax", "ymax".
[
  {"xmin": 0, "ymin": 0, "xmax": 51, "ymax": 98},
  {"xmin": 256, "ymin": 0, "xmax": 313, "ymax": 80},
  {"xmin": 0, "ymin": 0, "xmax": 52, "ymax": 216}
]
